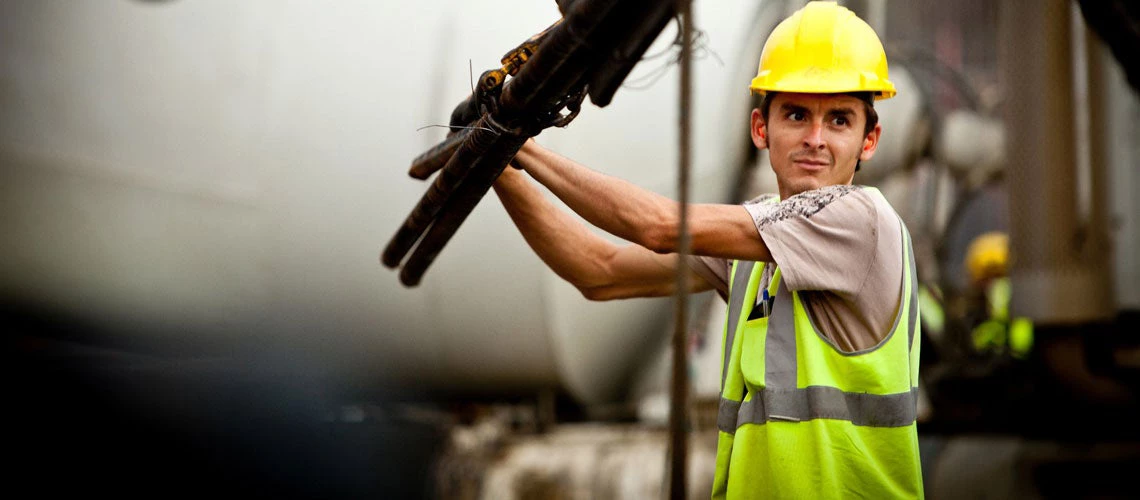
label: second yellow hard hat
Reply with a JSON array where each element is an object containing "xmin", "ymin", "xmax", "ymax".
[{"xmin": 966, "ymin": 231, "xmax": 1010, "ymax": 284}]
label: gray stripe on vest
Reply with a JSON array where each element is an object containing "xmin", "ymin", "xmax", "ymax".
[
  {"xmin": 895, "ymin": 213, "xmax": 918, "ymax": 351},
  {"xmin": 718, "ymin": 397, "xmax": 742, "ymax": 434},
  {"xmin": 905, "ymin": 226, "xmax": 918, "ymax": 351},
  {"xmin": 765, "ymin": 278, "xmax": 796, "ymax": 388},
  {"xmin": 716, "ymin": 387, "xmax": 918, "ymax": 434},
  {"xmin": 722, "ymin": 261, "xmax": 756, "ymax": 390}
]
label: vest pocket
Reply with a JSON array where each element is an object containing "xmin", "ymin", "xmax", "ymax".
[{"xmin": 739, "ymin": 316, "xmax": 769, "ymax": 391}]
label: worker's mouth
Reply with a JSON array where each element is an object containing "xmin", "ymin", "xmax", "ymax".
[{"xmin": 792, "ymin": 158, "xmax": 830, "ymax": 171}]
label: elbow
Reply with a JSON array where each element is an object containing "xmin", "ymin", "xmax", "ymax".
[
  {"xmin": 617, "ymin": 200, "xmax": 681, "ymax": 254},
  {"xmin": 568, "ymin": 251, "xmax": 622, "ymax": 301},
  {"xmin": 579, "ymin": 284, "xmax": 641, "ymax": 301},
  {"xmin": 639, "ymin": 219, "xmax": 681, "ymax": 254},
  {"xmin": 575, "ymin": 265, "xmax": 623, "ymax": 301},
  {"xmin": 579, "ymin": 285, "xmax": 617, "ymax": 302},
  {"xmin": 575, "ymin": 259, "xmax": 626, "ymax": 301},
  {"xmin": 574, "ymin": 282, "xmax": 638, "ymax": 300}
]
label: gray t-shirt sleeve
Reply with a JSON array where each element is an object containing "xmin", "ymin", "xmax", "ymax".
[
  {"xmin": 745, "ymin": 185, "xmax": 877, "ymax": 299},
  {"xmin": 686, "ymin": 254, "xmax": 730, "ymax": 301},
  {"xmin": 741, "ymin": 185, "xmax": 906, "ymax": 351},
  {"xmin": 685, "ymin": 193, "xmax": 779, "ymax": 303}
]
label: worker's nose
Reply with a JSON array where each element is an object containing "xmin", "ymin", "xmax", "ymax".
[{"xmin": 803, "ymin": 122, "xmax": 825, "ymax": 150}]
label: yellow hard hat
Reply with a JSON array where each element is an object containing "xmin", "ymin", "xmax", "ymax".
[
  {"xmin": 966, "ymin": 231, "xmax": 1010, "ymax": 283},
  {"xmin": 750, "ymin": 1, "xmax": 896, "ymax": 100}
]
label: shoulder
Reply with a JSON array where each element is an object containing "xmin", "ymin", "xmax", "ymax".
[
  {"xmin": 753, "ymin": 184, "xmax": 869, "ymax": 228},
  {"xmin": 846, "ymin": 186, "xmax": 907, "ymax": 275},
  {"xmin": 743, "ymin": 193, "xmax": 780, "ymax": 206},
  {"xmin": 757, "ymin": 185, "xmax": 903, "ymax": 296},
  {"xmin": 859, "ymin": 186, "xmax": 906, "ymax": 248},
  {"xmin": 795, "ymin": 188, "xmax": 909, "ymax": 351},
  {"xmin": 686, "ymin": 254, "xmax": 731, "ymax": 300}
]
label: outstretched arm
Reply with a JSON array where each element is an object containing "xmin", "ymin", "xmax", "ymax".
[
  {"xmin": 493, "ymin": 166, "xmax": 712, "ymax": 300},
  {"xmin": 511, "ymin": 140, "xmax": 774, "ymax": 262}
]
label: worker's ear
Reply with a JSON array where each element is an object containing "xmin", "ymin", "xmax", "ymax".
[
  {"xmin": 859, "ymin": 123, "xmax": 882, "ymax": 161},
  {"xmin": 751, "ymin": 108, "xmax": 768, "ymax": 150}
]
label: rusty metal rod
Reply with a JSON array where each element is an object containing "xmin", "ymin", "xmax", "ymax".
[
  {"xmin": 668, "ymin": 1, "xmax": 693, "ymax": 499},
  {"xmin": 385, "ymin": 0, "xmax": 613, "ymax": 273},
  {"xmin": 399, "ymin": 122, "xmax": 529, "ymax": 287},
  {"xmin": 408, "ymin": 91, "xmax": 482, "ymax": 180},
  {"xmin": 385, "ymin": 0, "xmax": 678, "ymax": 285},
  {"xmin": 381, "ymin": 115, "xmax": 500, "ymax": 269},
  {"xmin": 408, "ymin": 128, "xmax": 470, "ymax": 180}
]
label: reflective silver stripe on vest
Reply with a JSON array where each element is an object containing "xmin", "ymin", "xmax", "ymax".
[
  {"xmin": 717, "ymin": 387, "xmax": 918, "ymax": 433},
  {"xmin": 765, "ymin": 276, "xmax": 796, "ymax": 388},
  {"xmin": 722, "ymin": 261, "xmax": 757, "ymax": 390},
  {"xmin": 718, "ymin": 397, "xmax": 743, "ymax": 434},
  {"xmin": 904, "ymin": 223, "xmax": 918, "ymax": 350}
]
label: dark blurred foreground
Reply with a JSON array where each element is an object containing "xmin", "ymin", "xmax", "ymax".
[
  {"xmin": 8, "ymin": 300, "xmax": 1140, "ymax": 499},
  {"xmin": 3, "ymin": 303, "xmax": 446, "ymax": 499}
]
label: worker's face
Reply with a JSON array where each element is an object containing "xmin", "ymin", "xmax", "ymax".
[{"xmin": 751, "ymin": 93, "xmax": 881, "ymax": 199}]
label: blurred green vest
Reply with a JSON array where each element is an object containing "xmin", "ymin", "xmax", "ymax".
[{"xmin": 971, "ymin": 277, "xmax": 1034, "ymax": 358}]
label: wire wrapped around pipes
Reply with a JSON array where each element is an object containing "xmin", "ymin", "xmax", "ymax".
[
  {"xmin": 381, "ymin": 114, "xmax": 505, "ymax": 270},
  {"xmin": 399, "ymin": 116, "xmax": 531, "ymax": 286},
  {"xmin": 408, "ymin": 128, "xmax": 470, "ymax": 180},
  {"xmin": 407, "ymin": 83, "xmax": 490, "ymax": 180}
]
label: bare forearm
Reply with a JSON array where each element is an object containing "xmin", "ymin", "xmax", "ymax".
[
  {"xmin": 493, "ymin": 167, "xmax": 710, "ymax": 299},
  {"xmin": 512, "ymin": 141, "xmax": 774, "ymax": 262},
  {"xmin": 512, "ymin": 142, "xmax": 679, "ymax": 252},
  {"xmin": 493, "ymin": 167, "xmax": 622, "ymax": 290}
]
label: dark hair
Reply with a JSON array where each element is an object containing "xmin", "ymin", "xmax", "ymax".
[{"xmin": 758, "ymin": 91, "xmax": 879, "ymax": 171}]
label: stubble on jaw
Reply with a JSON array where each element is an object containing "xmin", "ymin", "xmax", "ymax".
[{"xmin": 776, "ymin": 150, "xmax": 860, "ymax": 198}]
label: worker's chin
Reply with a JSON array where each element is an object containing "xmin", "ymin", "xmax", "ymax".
[{"xmin": 783, "ymin": 177, "xmax": 825, "ymax": 198}]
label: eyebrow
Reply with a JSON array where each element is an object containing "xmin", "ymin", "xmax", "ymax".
[
  {"xmin": 777, "ymin": 104, "xmax": 858, "ymax": 121},
  {"xmin": 826, "ymin": 107, "xmax": 857, "ymax": 120},
  {"xmin": 778, "ymin": 103, "xmax": 809, "ymax": 116}
]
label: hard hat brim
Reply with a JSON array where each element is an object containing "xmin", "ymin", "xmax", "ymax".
[{"xmin": 750, "ymin": 69, "xmax": 897, "ymax": 100}]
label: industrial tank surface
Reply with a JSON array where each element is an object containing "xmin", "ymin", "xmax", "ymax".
[{"xmin": 0, "ymin": 0, "xmax": 753, "ymax": 406}]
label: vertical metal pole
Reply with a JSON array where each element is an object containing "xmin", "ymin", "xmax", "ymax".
[
  {"xmin": 1084, "ymin": 24, "xmax": 1115, "ymax": 304},
  {"xmin": 669, "ymin": 0, "xmax": 693, "ymax": 498},
  {"xmin": 844, "ymin": 0, "xmax": 887, "ymax": 35},
  {"xmin": 865, "ymin": 0, "xmax": 888, "ymax": 36},
  {"xmin": 1001, "ymin": 0, "xmax": 1113, "ymax": 324}
]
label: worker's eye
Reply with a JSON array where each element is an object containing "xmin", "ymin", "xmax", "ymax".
[
  {"xmin": 830, "ymin": 116, "xmax": 850, "ymax": 127},
  {"xmin": 786, "ymin": 111, "xmax": 806, "ymax": 121}
]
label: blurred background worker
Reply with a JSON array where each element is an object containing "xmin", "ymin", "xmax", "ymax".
[{"xmin": 964, "ymin": 231, "xmax": 1033, "ymax": 360}]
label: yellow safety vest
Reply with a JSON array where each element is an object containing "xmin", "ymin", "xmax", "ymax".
[
  {"xmin": 971, "ymin": 277, "xmax": 1034, "ymax": 358},
  {"xmin": 712, "ymin": 192, "xmax": 923, "ymax": 499}
]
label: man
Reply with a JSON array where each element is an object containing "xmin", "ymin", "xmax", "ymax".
[
  {"xmin": 965, "ymin": 231, "xmax": 1034, "ymax": 359},
  {"xmin": 493, "ymin": 2, "xmax": 922, "ymax": 498}
]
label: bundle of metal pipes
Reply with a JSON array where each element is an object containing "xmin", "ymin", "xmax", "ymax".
[{"xmin": 381, "ymin": 0, "xmax": 676, "ymax": 287}]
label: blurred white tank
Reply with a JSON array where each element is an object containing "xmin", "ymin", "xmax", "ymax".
[
  {"xmin": 0, "ymin": 0, "xmax": 943, "ymax": 406},
  {"xmin": 0, "ymin": 0, "xmax": 764, "ymax": 406}
]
